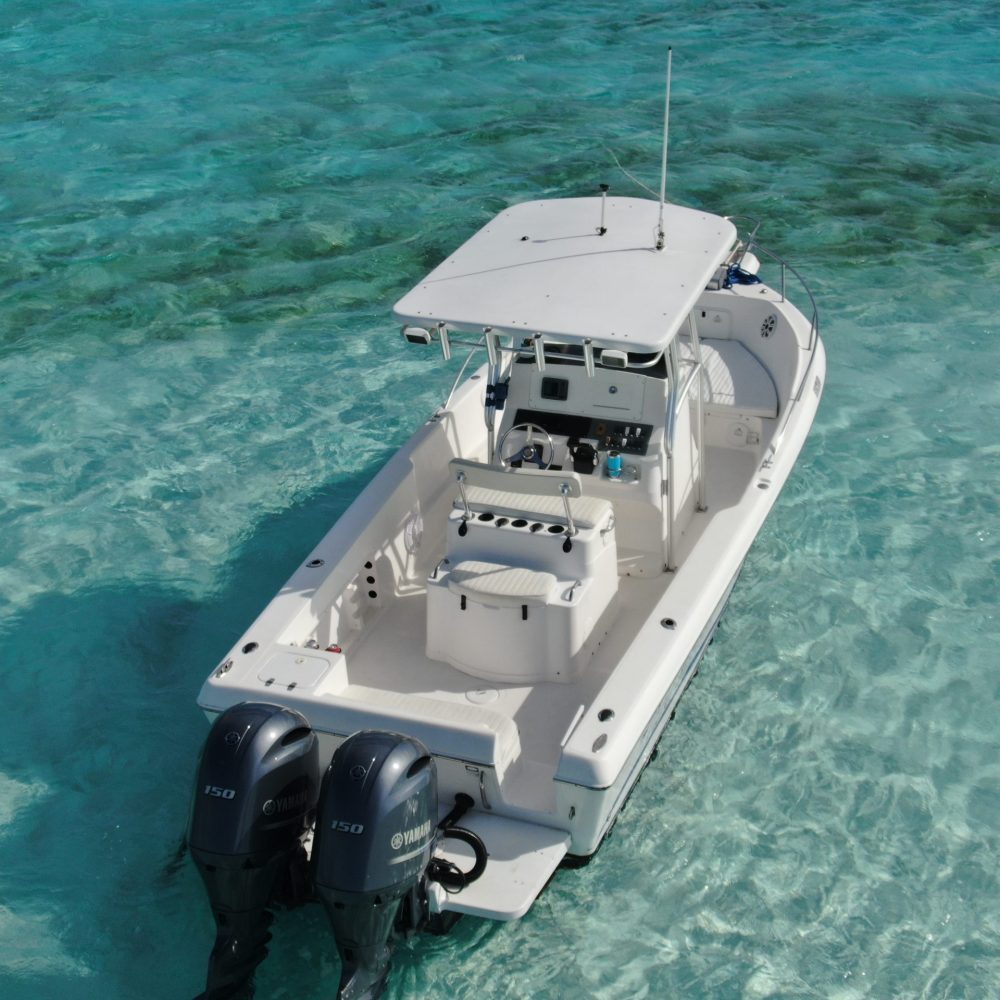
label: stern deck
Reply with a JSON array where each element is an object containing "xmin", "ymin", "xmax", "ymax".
[{"xmin": 325, "ymin": 444, "xmax": 758, "ymax": 808}]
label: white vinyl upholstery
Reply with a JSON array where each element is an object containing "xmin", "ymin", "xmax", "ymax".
[
  {"xmin": 450, "ymin": 459, "xmax": 583, "ymax": 497},
  {"xmin": 449, "ymin": 561, "xmax": 558, "ymax": 607},
  {"xmin": 679, "ymin": 338, "xmax": 778, "ymax": 418}
]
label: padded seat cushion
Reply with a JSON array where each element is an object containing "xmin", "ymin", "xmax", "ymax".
[
  {"xmin": 448, "ymin": 560, "xmax": 557, "ymax": 607},
  {"xmin": 679, "ymin": 338, "xmax": 778, "ymax": 418}
]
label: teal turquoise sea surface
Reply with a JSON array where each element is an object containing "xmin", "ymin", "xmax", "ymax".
[{"xmin": 2, "ymin": 1, "xmax": 998, "ymax": 997}]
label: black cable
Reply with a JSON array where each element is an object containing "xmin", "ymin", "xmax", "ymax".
[{"xmin": 426, "ymin": 826, "xmax": 488, "ymax": 892}]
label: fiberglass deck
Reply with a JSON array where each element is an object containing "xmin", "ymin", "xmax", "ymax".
[{"xmin": 332, "ymin": 445, "xmax": 758, "ymax": 802}]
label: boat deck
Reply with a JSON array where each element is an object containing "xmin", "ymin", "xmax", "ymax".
[
  {"xmin": 347, "ymin": 571, "xmax": 663, "ymax": 764},
  {"xmin": 334, "ymin": 444, "xmax": 758, "ymax": 800}
]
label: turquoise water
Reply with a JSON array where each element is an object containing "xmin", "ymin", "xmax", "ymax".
[{"xmin": 1, "ymin": 1, "xmax": 998, "ymax": 996}]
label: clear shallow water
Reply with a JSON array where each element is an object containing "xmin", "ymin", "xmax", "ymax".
[{"xmin": 1, "ymin": 1, "xmax": 998, "ymax": 997}]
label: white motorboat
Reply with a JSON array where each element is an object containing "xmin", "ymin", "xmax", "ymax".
[{"xmin": 187, "ymin": 190, "xmax": 825, "ymax": 999}]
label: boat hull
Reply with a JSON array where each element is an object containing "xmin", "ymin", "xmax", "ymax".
[{"xmin": 197, "ymin": 285, "xmax": 826, "ymax": 901}]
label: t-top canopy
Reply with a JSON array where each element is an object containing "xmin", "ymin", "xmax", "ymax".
[{"xmin": 393, "ymin": 197, "xmax": 737, "ymax": 354}]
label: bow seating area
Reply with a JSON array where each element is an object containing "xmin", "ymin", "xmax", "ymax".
[{"xmin": 680, "ymin": 337, "xmax": 779, "ymax": 418}]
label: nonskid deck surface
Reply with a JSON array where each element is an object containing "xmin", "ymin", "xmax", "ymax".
[
  {"xmin": 338, "ymin": 445, "xmax": 758, "ymax": 773},
  {"xmin": 347, "ymin": 572, "xmax": 662, "ymax": 766}
]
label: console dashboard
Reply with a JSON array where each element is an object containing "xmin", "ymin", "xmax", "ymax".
[{"xmin": 512, "ymin": 408, "xmax": 654, "ymax": 457}]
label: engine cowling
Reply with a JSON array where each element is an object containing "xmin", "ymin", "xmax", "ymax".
[
  {"xmin": 312, "ymin": 731, "xmax": 437, "ymax": 1000},
  {"xmin": 189, "ymin": 702, "xmax": 319, "ymax": 999}
]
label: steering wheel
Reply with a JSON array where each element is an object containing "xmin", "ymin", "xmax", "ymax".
[{"xmin": 498, "ymin": 422, "xmax": 554, "ymax": 470}]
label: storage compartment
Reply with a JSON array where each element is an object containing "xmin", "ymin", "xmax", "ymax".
[{"xmin": 426, "ymin": 482, "xmax": 618, "ymax": 683}]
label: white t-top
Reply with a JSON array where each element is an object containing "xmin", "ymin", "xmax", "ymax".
[{"xmin": 393, "ymin": 197, "xmax": 737, "ymax": 353}]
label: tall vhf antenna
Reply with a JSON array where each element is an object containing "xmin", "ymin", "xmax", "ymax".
[{"xmin": 656, "ymin": 47, "xmax": 673, "ymax": 251}]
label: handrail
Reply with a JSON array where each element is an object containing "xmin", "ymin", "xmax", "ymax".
[
  {"xmin": 725, "ymin": 214, "xmax": 762, "ymax": 261},
  {"xmin": 725, "ymin": 222, "xmax": 822, "ymax": 465},
  {"xmin": 444, "ymin": 339, "xmax": 485, "ymax": 409},
  {"xmin": 664, "ymin": 357, "xmax": 700, "ymax": 460},
  {"xmin": 748, "ymin": 241, "xmax": 820, "ymax": 354},
  {"xmin": 663, "ymin": 335, "xmax": 705, "ymax": 572},
  {"xmin": 725, "ymin": 216, "xmax": 820, "ymax": 358}
]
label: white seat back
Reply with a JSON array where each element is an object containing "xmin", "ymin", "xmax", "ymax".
[{"xmin": 449, "ymin": 459, "xmax": 583, "ymax": 498}]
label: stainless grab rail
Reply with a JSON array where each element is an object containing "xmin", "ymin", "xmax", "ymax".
[
  {"xmin": 663, "ymin": 331, "xmax": 708, "ymax": 572},
  {"xmin": 664, "ymin": 358, "xmax": 700, "ymax": 460},
  {"xmin": 725, "ymin": 215, "xmax": 820, "ymax": 356},
  {"xmin": 748, "ymin": 241, "xmax": 820, "ymax": 355},
  {"xmin": 443, "ymin": 339, "xmax": 485, "ymax": 409},
  {"xmin": 724, "ymin": 221, "xmax": 823, "ymax": 466}
]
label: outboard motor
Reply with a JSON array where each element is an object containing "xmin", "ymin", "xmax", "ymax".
[
  {"xmin": 189, "ymin": 703, "xmax": 320, "ymax": 999},
  {"xmin": 313, "ymin": 731, "xmax": 437, "ymax": 1000}
]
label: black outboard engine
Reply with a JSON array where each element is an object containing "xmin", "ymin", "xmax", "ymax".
[
  {"xmin": 313, "ymin": 731, "xmax": 437, "ymax": 1000},
  {"xmin": 189, "ymin": 703, "xmax": 320, "ymax": 999}
]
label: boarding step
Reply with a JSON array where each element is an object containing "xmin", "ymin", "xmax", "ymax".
[{"xmin": 428, "ymin": 812, "xmax": 569, "ymax": 921}]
